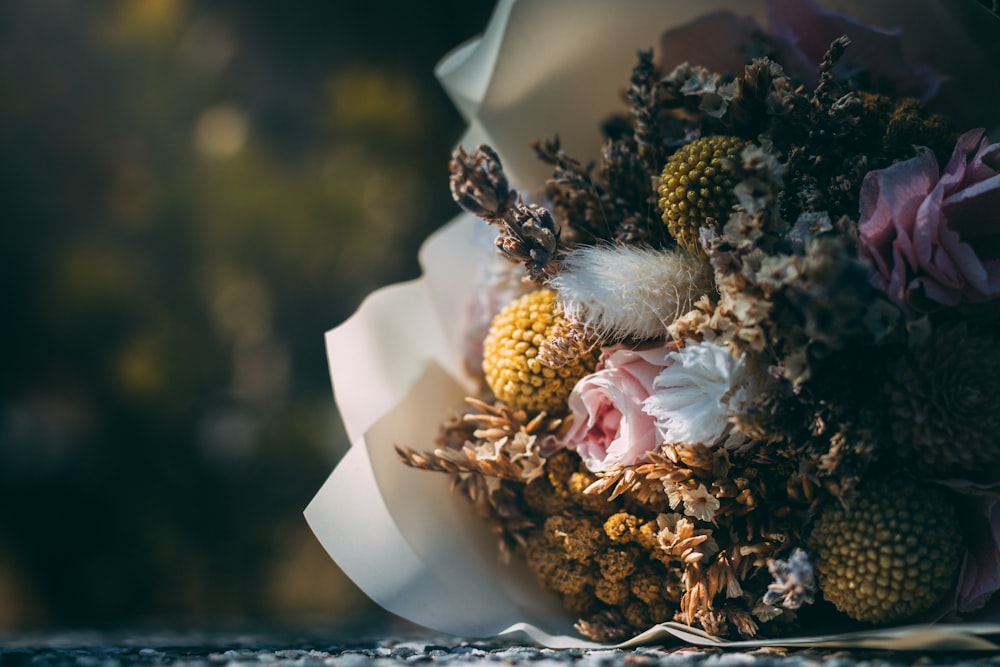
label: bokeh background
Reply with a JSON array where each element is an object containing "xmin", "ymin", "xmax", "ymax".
[{"xmin": 0, "ymin": 0, "xmax": 494, "ymax": 631}]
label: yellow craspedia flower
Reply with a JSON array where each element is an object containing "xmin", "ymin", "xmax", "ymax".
[
  {"xmin": 657, "ymin": 135, "xmax": 747, "ymax": 255},
  {"xmin": 482, "ymin": 289, "xmax": 597, "ymax": 414},
  {"xmin": 807, "ymin": 477, "xmax": 964, "ymax": 625}
]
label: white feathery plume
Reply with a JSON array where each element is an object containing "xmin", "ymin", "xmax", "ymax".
[{"xmin": 548, "ymin": 244, "xmax": 714, "ymax": 340}]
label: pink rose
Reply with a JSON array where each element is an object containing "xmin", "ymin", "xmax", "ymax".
[
  {"xmin": 559, "ymin": 344, "xmax": 668, "ymax": 472},
  {"xmin": 858, "ymin": 128, "xmax": 1000, "ymax": 313}
]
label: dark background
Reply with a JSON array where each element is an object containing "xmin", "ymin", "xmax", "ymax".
[{"xmin": 0, "ymin": 0, "xmax": 494, "ymax": 630}]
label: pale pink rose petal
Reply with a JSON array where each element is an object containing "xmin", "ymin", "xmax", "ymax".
[
  {"xmin": 561, "ymin": 345, "xmax": 668, "ymax": 472},
  {"xmin": 943, "ymin": 128, "xmax": 988, "ymax": 185},
  {"xmin": 915, "ymin": 194, "xmax": 964, "ymax": 290}
]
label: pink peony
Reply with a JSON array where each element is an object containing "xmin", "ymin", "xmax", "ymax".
[
  {"xmin": 559, "ymin": 344, "xmax": 668, "ymax": 472},
  {"xmin": 858, "ymin": 129, "xmax": 1000, "ymax": 313}
]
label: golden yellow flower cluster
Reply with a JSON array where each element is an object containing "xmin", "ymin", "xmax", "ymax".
[
  {"xmin": 807, "ymin": 477, "xmax": 963, "ymax": 623},
  {"xmin": 519, "ymin": 451, "xmax": 682, "ymax": 640},
  {"xmin": 482, "ymin": 289, "xmax": 598, "ymax": 414},
  {"xmin": 657, "ymin": 135, "xmax": 747, "ymax": 255}
]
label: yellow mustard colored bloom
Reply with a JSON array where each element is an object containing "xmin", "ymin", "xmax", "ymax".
[
  {"xmin": 482, "ymin": 289, "xmax": 597, "ymax": 414},
  {"xmin": 658, "ymin": 135, "xmax": 746, "ymax": 255}
]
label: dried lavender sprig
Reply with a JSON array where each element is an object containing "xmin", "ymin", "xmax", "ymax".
[
  {"xmin": 627, "ymin": 48, "xmax": 664, "ymax": 176},
  {"xmin": 813, "ymin": 35, "xmax": 851, "ymax": 104},
  {"xmin": 532, "ymin": 136, "xmax": 609, "ymax": 246},
  {"xmin": 449, "ymin": 144, "xmax": 559, "ymax": 282},
  {"xmin": 499, "ymin": 201, "xmax": 559, "ymax": 282},
  {"xmin": 449, "ymin": 144, "xmax": 517, "ymax": 219}
]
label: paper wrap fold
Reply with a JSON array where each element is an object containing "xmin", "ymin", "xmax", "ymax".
[{"xmin": 306, "ymin": 0, "xmax": 1000, "ymax": 649}]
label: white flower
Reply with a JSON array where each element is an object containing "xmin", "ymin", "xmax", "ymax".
[{"xmin": 642, "ymin": 341, "xmax": 750, "ymax": 447}]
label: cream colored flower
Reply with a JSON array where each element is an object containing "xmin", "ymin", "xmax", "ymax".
[
  {"xmin": 681, "ymin": 483, "xmax": 721, "ymax": 523},
  {"xmin": 655, "ymin": 512, "xmax": 718, "ymax": 564}
]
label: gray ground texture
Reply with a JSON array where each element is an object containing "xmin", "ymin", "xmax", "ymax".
[{"xmin": 2, "ymin": 627, "xmax": 1000, "ymax": 667}]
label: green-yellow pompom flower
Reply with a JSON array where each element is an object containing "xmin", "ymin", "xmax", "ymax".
[
  {"xmin": 482, "ymin": 289, "xmax": 597, "ymax": 414},
  {"xmin": 807, "ymin": 477, "xmax": 964, "ymax": 624},
  {"xmin": 657, "ymin": 135, "xmax": 746, "ymax": 255}
]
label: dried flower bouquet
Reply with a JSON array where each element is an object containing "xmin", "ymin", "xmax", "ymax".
[{"xmin": 308, "ymin": 0, "xmax": 1000, "ymax": 648}]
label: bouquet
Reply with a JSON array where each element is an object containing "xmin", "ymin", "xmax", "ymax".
[{"xmin": 307, "ymin": 0, "xmax": 1000, "ymax": 648}]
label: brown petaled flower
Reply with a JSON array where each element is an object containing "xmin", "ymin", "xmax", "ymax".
[
  {"xmin": 655, "ymin": 512, "xmax": 719, "ymax": 564},
  {"xmin": 887, "ymin": 321, "xmax": 1000, "ymax": 476},
  {"xmin": 396, "ymin": 397, "xmax": 567, "ymax": 561},
  {"xmin": 396, "ymin": 397, "xmax": 564, "ymax": 482}
]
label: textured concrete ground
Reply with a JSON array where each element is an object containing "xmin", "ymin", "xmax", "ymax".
[{"xmin": 2, "ymin": 629, "xmax": 1000, "ymax": 667}]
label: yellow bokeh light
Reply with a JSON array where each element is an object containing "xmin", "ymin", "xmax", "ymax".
[
  {"xmin": 194, "ymin": 105, "xmax": 249, "ymax": 159},
  {"xmin": 105, "ymin": 0, "xmax": 185, "ymax": 43},
  {"xmin": 327, "ymin": 68, "xmax": 423, "ymax": 138},
  {"xmin": 116, "ymin": 335, "xmax": 167, "ymax": 400}
]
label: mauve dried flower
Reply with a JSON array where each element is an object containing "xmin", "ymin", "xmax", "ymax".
[
  {"xmin": 762, "ymin": 548, "xmax": 816, "ymax": 610},
  {"xmin": 858, "ymin": 128, "xmax": 1000, "ymax": 314},
  {"xmin": 938, "ymin": 478, "xmax": 1000, "ymax": 615},
  {"xmin": 656, "ymin": 0, "xmax": 944, "ymax": 101},
  {"xmin": 766, "ymin": 0, "xmax": 946, "ymax": 101}
]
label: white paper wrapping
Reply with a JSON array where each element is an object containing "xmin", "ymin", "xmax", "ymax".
[{"xmin": 307, "ymin": 0, "xmax": 1000, "ymax": 649}]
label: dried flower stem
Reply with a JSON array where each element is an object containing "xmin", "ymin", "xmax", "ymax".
[
  {"xmin": 449, "ymin": 145, "xmax": 560, "ymax": 282},
  {"xmin": 627, "ymin": 49, "xmax": 665, "ymax": 176}
]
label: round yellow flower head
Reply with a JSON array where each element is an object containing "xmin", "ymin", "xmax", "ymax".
[
  {"xmin": 807, "ymin": 477, "xmax": 963, "ymax": 625},
  {"xmin": 657, "ymin": 135, "xmax": 747, "ymax": 255},
  {"xmin": 482, "ymin": 289, "xmax": 597, "ymax": 414}
]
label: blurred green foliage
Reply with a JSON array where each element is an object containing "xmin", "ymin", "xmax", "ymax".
[{"xmin": 0, "ymin": 0, "xmax": 493, "ymax": 628}]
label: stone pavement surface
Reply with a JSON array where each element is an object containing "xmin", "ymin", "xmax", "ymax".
[{"xmin": 2, "ymin": 629, "xmax": 1000, "ymax": 667}]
